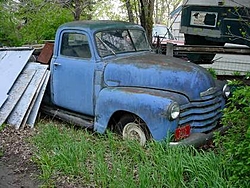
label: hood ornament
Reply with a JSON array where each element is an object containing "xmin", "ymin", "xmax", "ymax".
[{"xmin": 200, "ymin": 87, "xmax": 217, "ymax": 97}]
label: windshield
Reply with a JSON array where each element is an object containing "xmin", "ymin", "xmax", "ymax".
[
  {"xmin": 152, "ymin": 25, "xmax": 175, "ymax": 40},
  {"xmin": 95, "ymin": 29, "xmax": 150, "ymax": 57}
]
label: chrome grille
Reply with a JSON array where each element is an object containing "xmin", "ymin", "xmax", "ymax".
[{"xmin": 179, "ymin": 90, "xmax": 225, "ymax": 133}]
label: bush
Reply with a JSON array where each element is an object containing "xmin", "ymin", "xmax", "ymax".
[{"xmin": 215, "ymin": 83, "xmax": 250, "ymax": 187}]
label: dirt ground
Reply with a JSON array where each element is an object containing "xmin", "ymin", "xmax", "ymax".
[{"xmin": 0, "ymin": 126, "xmax": 41, "ymax": 188}]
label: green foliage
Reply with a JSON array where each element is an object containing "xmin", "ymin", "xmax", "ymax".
[
  {"xmin": 62, "ymin": 0, "xmax": 95, "ymax": 21},
  {"xmin": 0, "ymin": 2, "xmax": 21, "ymax": 46},
  {"xmin": 92, "ymin": 0, "xmax": 127, "ymax": 21},
  {"xmin": 17, "ymin": 1, "xmax": 73, "ymax": 44},
  {"xmin": 215, "ymin": 84, "xmax": 250, "ymax": 187},
  {"xmin": 0, "ymin": 124, "xmax": 6, "ymax": 132},
  {"xmin": 232, "ymin": 71, "xmax": 241, "ymax": 76},
  {"xmin": 207, "ymin": 67, "xmax": 217, "ymax": 78},
  {"xmin": 245, "ymin": 71, "xmax": 250, "ymax": 79},
  {"xmin": 31, "ymin": 120, "xmax": 228, "ymax": 187},
  {"xmin": 0, "ymin": 0, "xmax": 73, "ymax": 46}
]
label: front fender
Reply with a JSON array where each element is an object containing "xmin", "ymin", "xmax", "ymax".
[{"xmin": 94, "ymin": 87, "xmax": 188, "ymax": 141}]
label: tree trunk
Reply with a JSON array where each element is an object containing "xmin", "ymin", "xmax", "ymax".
[
  {"xmin": 74, "ymin": 0, "xmax": 81, "ymax": 21},
  {"xmin": 155, "ymin": 0, "xmax": 159, "ymax": 24},
  {"xmin": 139, "ymin": 0, "xmax": 155, "ymax": 43},
  {"xmin": 125, "ymin": 0, "xmax": 134, "ymax": 23}
]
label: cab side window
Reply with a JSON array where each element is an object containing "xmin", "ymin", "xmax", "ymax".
[{"xmin": 61, "ymin": 33, "xmax": 91, "ymax": 59}]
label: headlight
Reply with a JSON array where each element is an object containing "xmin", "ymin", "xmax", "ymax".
[
  {"xmin": 168, "ymin": 102, "xmax": 180, "ymax": 120},
  {"xmin": 223, "ymin": 84, "xmax": 231, "ymax": 98}
]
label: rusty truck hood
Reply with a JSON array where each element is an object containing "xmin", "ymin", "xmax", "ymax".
[{"xmin": 103, "ymin": 52, "xmax": 216, "ymax": 101}]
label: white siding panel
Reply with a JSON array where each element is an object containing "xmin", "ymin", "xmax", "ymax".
[
  {"xmin": 26, "ymin": 70, "xmax": 50, "ymax": 128},
  {"xmin": 7, "ymin": 63, "xmax": 48, "ymax": 129},
  {"xmin": 201, "ymin": 53, "xmax": 250, "ymax": 75},
  {"xmin": 0, "ymin": 49, "xmax": 34, "ymax": 107},
  {"xmin": 0, "ymin": 94, "xmax": 8, "ymax": 111},
  {"xmin": 0, "ymin": 63, "xmax": 36, "ymax": 126}
]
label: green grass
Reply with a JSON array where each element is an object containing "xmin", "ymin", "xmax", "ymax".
[
  {"xmin": 0, "ymin": 123, "xmax": 6, "ymax": 132},
  {"xmin": 31, "ymin": 119, "xmax": 229, "ymax": 187}
]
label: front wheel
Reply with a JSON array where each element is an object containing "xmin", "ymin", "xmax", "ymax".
[{"xmin": 115, "ymin": 114, "xmax": 150, "ymax": 146}]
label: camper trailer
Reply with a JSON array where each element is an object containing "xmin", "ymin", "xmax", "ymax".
[{"xmin": 180, "ymin": 0, "xmax": 250, "ymax": 63}]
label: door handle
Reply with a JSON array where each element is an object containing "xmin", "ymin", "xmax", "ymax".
[{"xmin": 54, "ymin": 62, "xmax": 61, "ymax": 66}]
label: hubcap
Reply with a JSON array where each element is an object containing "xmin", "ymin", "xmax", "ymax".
[{"xmin": 122, "ymin": 122, "xmax": 146, "ymax": 146}]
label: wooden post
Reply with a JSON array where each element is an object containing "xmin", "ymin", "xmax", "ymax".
[{"xmin": 166, "ymin": 43, "xmax": 174, "ymax": 56}]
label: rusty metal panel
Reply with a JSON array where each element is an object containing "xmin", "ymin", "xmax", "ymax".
[
  {"xmin": 0, "ymin": 63, "xmax": 36, "ymax": 126},
  {"xmin": 27, "ymin": 70, "xmax": 50, "ymax": 128},
  {"xmin": 7, "ymin": 63, "xmax": 48, "ymax": 129},
  {"xmin": 174, "ymin": 45, "xmax": 250, "ymax": 55},
  {"xmin": 0, "ymin": 48, "xmax": 34, "ymax": 107},
  {"xmin": 37, "ymin": 43, "xmax": 54, "ymax": 64}
]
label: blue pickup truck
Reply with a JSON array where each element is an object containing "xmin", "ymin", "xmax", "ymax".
[{"xmin": 42, "ymin": 20, "xmax": 230, "ymax": 146}]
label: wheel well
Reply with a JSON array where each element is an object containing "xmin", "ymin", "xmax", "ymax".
[
  {"xmin": 107, "ymin": 110, "xmax": 132, "ymax": 130},
  {"xmin": 107, "ymin": 111, "xmax": 151, "ymax": 137}
]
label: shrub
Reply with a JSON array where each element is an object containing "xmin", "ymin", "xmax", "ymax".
[
  {"xmin": 215, "ymin": 83, "xmax": 250, "ymax": 187},
  {"xmin": 207, "ymin": 68, "xmax": 217, "ymax": 79}
]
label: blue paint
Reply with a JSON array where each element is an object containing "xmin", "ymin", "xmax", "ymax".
[
  {"xmin": 49, "ymin": 21, "xmax": 226, "ymax": 142},
  {"xmin": 104, "ymin": 53, "xmax": 215, "ymax": 100},
  {"xmin": 95, "ymin": 87, "xmax": 189, "ymax": 141}
]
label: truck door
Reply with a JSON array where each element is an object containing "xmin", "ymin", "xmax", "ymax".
[{"xmin": 51, "ymin": 31, "xmax": 95, "ymax": 116}]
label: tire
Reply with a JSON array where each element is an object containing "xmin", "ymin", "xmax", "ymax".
[{"xmin": 115, "ymin": 114, "xmax": 150, "ymax": 146}]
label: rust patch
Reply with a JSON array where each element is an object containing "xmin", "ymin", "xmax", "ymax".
[
  {"xmin": 37, "ymin": 43, "xmax": 54, "ymax": 64},
  {"xmin": 120, "ymin": 87, "xmax": 167, "ymax": 98},
  {"xmin": 114, "ymin": 52, "xmax": 193, "ymax": 71}
]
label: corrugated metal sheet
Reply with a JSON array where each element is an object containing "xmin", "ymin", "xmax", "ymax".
[{"xmin": 7, "ymin": 63, "xmax": 48, "ymax": 129}]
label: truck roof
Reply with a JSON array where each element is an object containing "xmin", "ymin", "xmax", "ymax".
[{"xmin": 58, "ymin": 20, "xmax": 144, "ymax": 32}]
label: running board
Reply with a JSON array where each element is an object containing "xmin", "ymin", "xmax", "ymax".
[{"xmin": 40, "ymin": 105, "xmax": 94, "ymax": 129}]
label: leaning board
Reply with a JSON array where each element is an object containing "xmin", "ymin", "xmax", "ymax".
[
  {"xmin": 7, "ymin": 63, "xmax": 48, "ymax": 129},
  {"xmin": 26, "ymin": 70, "xmax": 50, "ymax": 128},
  {"xmin": 0, "ymin": 63, "xmax": 37, "ymax": 126},
  {"xmin": 0, "ymin": 48, "xmax": 34, "ymax": 107}
]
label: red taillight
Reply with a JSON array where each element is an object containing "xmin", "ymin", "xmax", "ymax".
[{"xmin": 174, "ymin": 124, "xmax": 191, "ymax": 141}]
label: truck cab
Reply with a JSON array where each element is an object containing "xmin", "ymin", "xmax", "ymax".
[{"xmin": 45, "ymin": 20, "xmax": 229, "ymax": 146}]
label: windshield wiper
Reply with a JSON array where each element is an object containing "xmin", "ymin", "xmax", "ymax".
[{"xmin": 96, "ymin": 36, "xmax": 116, "ymax": 56}]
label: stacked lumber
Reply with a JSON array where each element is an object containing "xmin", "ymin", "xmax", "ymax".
[{"xmin": 0, "ymin": 47, "xmax": 50, "ymax": 129}]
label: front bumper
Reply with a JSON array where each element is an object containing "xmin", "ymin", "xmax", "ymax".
[{"xmin": 169, "ymin": 126, "xmax": 229, "ymax": 148}]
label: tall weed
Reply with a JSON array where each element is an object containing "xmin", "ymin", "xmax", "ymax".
[
  {"xmin": 215, "ymin": 83, "xmax": 250, "ymax": 187},
  {"xmin": 32, "ymin": 120, "xmax": 228, "ymax": 187}
]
